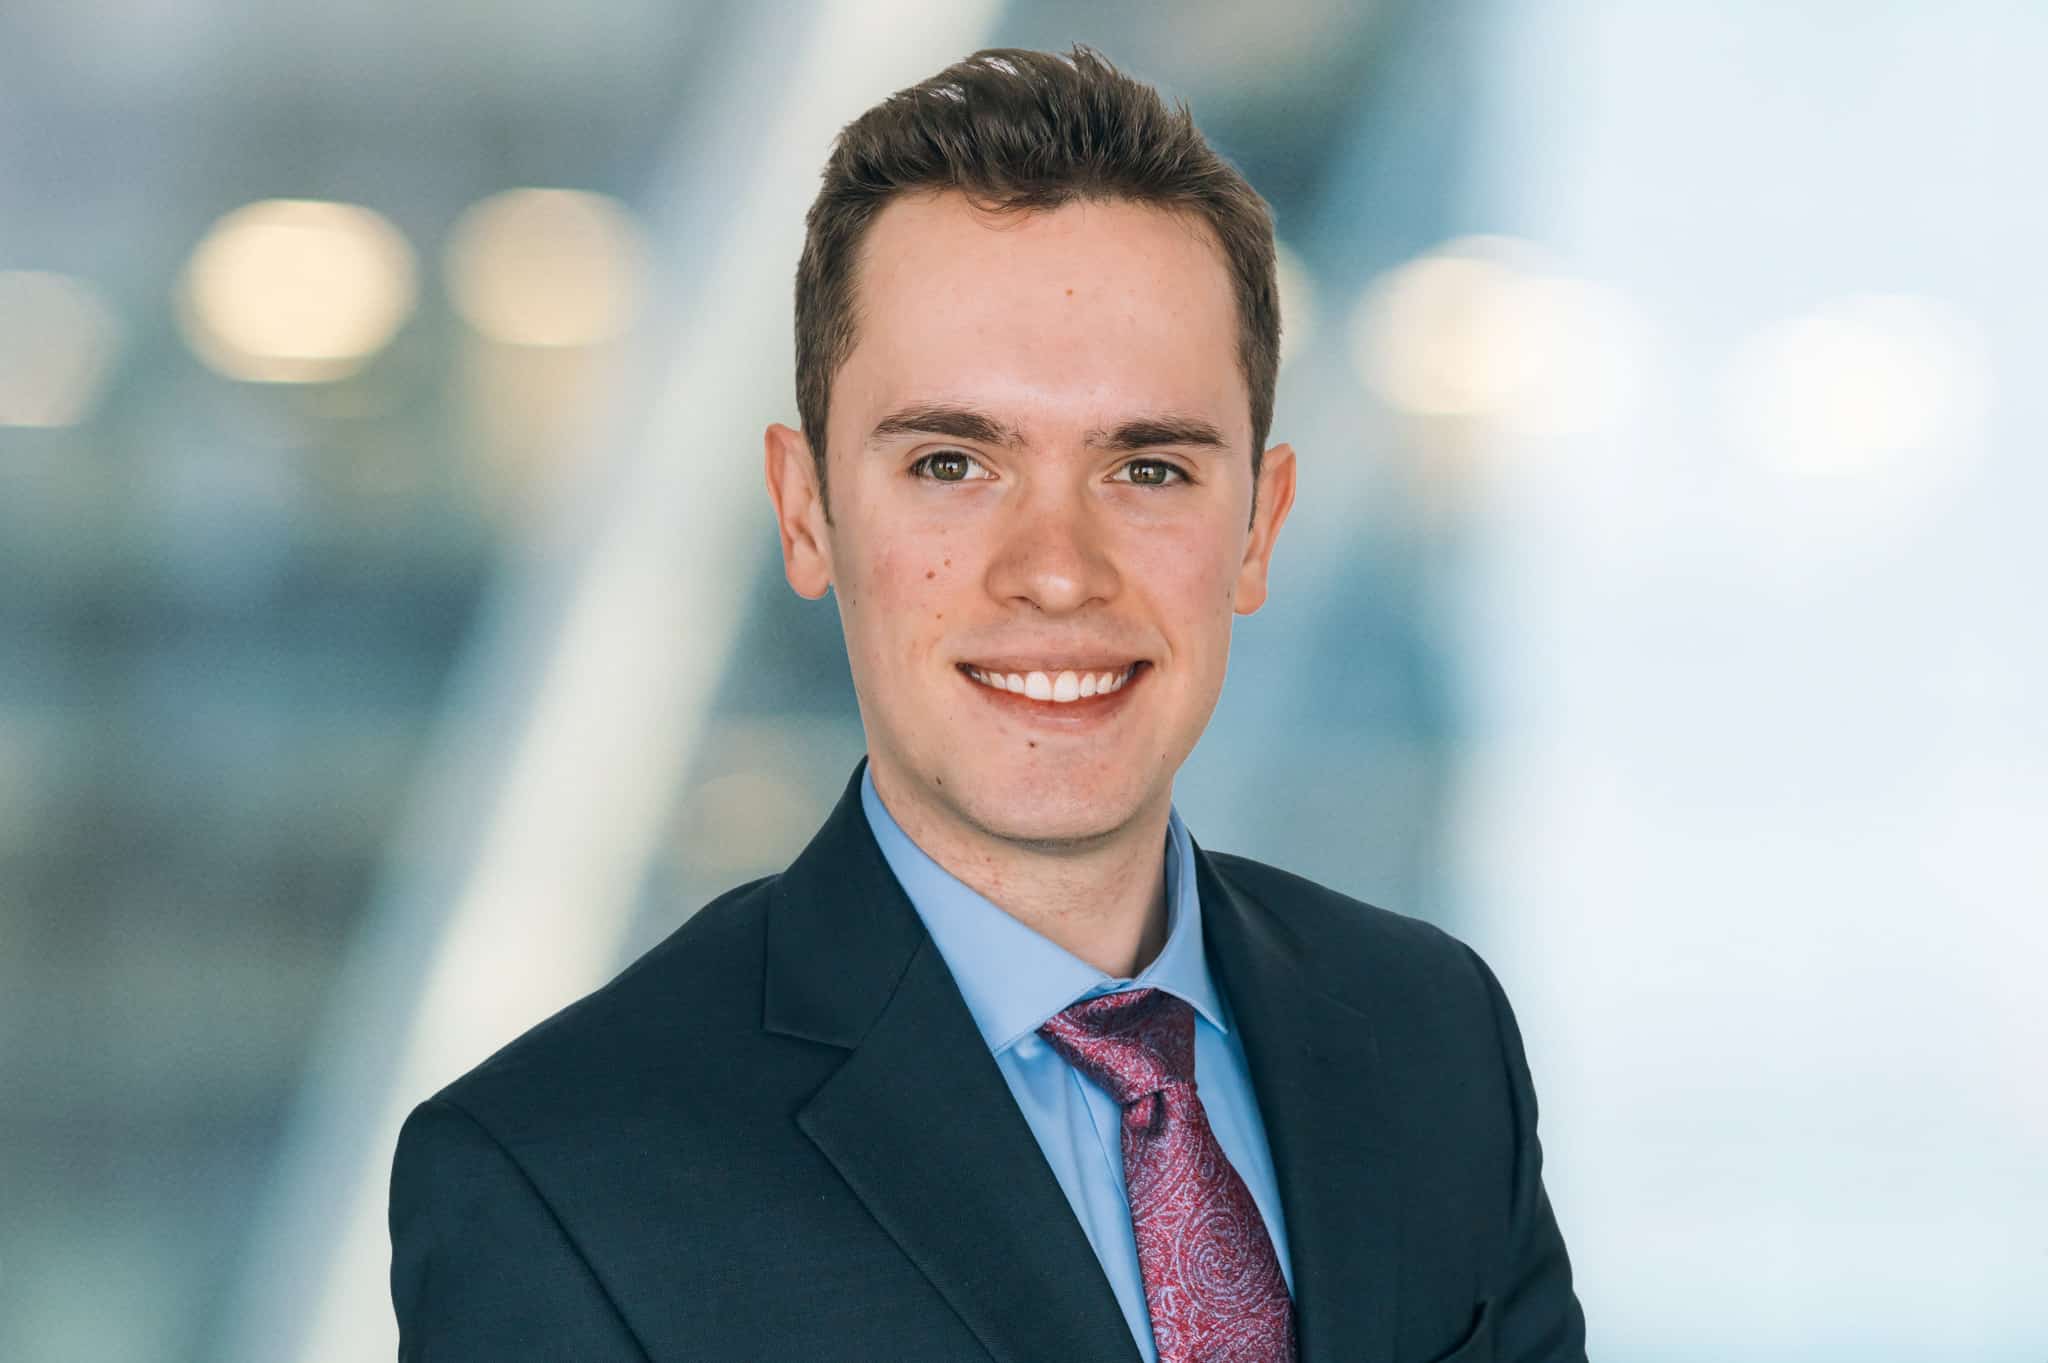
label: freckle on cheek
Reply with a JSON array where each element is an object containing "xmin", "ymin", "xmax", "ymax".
[{"xmin": 925, "ymin": 570, "xmax": 935, "ymax": 580}]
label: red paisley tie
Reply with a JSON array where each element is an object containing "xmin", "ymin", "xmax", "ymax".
[{"xmin": 1038, "ymin": 988, "xmax": 1298, "ymax": 1363}]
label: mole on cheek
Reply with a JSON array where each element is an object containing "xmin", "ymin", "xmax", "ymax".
[{"xmin": 925, "ymin": 569, "xmax": 935, "ymax": 580}]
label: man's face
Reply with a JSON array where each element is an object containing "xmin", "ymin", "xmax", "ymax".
[{"xmin": 767, "ymin": 191, "xmax": 1295, "ymax": 854}]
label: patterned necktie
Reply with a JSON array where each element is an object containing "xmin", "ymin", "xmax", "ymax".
[{"xmin": 1038, "ymin": 987, "xmax": 1298, "ymax": 1363}]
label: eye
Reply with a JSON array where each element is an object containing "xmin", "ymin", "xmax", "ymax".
[
  {"xmin": 1113, "ymin": 458, "xmax": 1189, "ymax": 487},
  {"xmin": 909, "ymin": 450, "xmax": 995, "ymax": 483}
]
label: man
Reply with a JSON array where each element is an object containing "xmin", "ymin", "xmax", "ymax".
[{"xmin": 389, "ymin": 46, "xmax": 1586, "ymax": 1363}]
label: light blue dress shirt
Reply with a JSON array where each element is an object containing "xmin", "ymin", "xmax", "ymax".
[{"xmin": 859, "ymin": 767, "xmax": 1295, "ymax": 1361}]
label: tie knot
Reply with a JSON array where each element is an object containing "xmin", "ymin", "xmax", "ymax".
[{"xmin": 1036, "ymin": 987, "xmax": 1196, "ymax": 1107}]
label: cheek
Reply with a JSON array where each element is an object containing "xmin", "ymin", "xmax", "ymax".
[
  {"xmin": 1141, "ymin": 519, "xmax": 1241, "ymax": 630},
  {"xmin": 858, "ymin": 538, "xmax": 961, "ymax": 648},
  {"xmin": 873, "ymin": 539, "xmax": 957, "ymax": 598}
]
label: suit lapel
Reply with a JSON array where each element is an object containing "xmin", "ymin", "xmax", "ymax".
[
  {"xmin": 767, "ymin": 762, "xmax": 1139, "ymax": 1363},
  {"xmin": 1195, "ymin": 839, "xmax": 1399, "ymax": 1363}
]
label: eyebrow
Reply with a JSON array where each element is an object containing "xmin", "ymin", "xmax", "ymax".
[
  {"xmin": 866, "ymin": 402, "xmax": 1229, "ymax": 455},
  {"xmin": 1085, "ymin": 416, "xmax": 1230, "ymax": 453},
  {"xmin": 867, "ymin": 403, "xmax": 1024, "ymax": 449}
]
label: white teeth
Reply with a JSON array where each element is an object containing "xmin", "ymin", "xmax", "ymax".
[{"xmin": 966, "ymin": 664, "xmax": 1137, "ymax": 703}]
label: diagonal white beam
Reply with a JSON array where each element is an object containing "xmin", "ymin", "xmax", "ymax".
[{"xmin": 220, "ymin": 5, "xmax": 1001, "ymax": 1361}]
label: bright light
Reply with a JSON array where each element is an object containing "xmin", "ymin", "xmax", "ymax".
[
  {"xmin": 444, "ymin": 189, "xmax": 647, "ymax": 347},
  {"xmin": 0, "ymin": 271, "xmax": 121, "ymax": 427},
  {"xmin": 1351, "ymin": 237, "xmax": 1535, "ymax": 417},
  {"xmin": 1721, "ymin": 294, "xmax": 1989, "ymax": 477},
  {"xmin": 1274, "ymin": 240, "xmax": 1317, "ymax": 369},
  {"xmin": 1349, "ymin": 235, "xmax": 1645, "ymax": 435},
  {"xmin": 1495, "ymin": 275, "xmax": 1647, "ymax": 438},
  {"xmin": 178, "ymin": 199, "xmax": 417, "ymax": 384}
]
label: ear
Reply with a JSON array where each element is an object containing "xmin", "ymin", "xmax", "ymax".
[
  {"xmin": 763, "ymin": 423, "xmax": 833, "ymax": 599},
  {"xmin": 1233, "ymin": 442, "xmax": 1297, "ymax": 615}
]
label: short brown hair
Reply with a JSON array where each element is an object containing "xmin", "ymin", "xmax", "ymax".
[{"xmin": 794, "ymin": 45, "xmax": 1280, "ymax": 517}]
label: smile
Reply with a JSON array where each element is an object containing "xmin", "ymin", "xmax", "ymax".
[{"xmin": 957, "ymin": 661, "xmax": 1145, "ymax": 706}]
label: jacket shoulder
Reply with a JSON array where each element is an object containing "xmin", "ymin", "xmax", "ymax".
[
  {"xmin": 1206, "ymin": 849, "xmax": 1475, "ymax": 960},
  {"xmin": 423, "ymin": 874, "xmax": 785, "ymax": 1135},
  {"xmin": 1202, "ymin": 848, "xmax": 1495, "ymax": 1010}
]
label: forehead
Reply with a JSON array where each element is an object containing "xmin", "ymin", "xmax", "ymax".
[{"xmin": 835, "ymin": 191, "xmax": 1247, "ymax": 443}]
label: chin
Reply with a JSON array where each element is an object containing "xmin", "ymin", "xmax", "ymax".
[{"xmin": 946, "ymin": 775, "xmax": 1146, "ymax": 850}]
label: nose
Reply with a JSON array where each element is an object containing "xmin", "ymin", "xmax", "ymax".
[{"xmin": 983, "ymin": 481, "xmax": 1121, "ymax": 614}]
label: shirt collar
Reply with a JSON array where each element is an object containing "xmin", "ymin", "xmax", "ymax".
[{"xmin": 860, "ymin": 763, "xmax": 1228, "ymax": 1055}]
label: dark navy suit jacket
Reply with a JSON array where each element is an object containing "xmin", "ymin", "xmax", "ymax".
[{"xmin": 388, "ymin": 759, "xmax": 1587, "ymax": 1361}]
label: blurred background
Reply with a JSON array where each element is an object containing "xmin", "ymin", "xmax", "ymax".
[{"xmin": 2, "ymin": 1, "xmax": 2042, "ymax": 1359}]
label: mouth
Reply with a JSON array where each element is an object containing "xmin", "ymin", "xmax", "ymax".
[{"xmin": 954, "ymin": 660, "xmax": 1150, "ymax": 719}]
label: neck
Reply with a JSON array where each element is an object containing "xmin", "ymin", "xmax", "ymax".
[{"xmin": 870, "ymin": 763, "xmax": 1173, "ymax": 979}]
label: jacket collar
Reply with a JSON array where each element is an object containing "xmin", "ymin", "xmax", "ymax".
[
  {"xmin": 1193, "ymin": 834, "xmax": 1399, "ymax": 1362},
  {"xmin": 761, "ymin": 758, "xmax": 930, "ymax": 1049},
  {"xmin": 766, "ymin": 759, "xmax": 1137, "ymax": 1361},
  {"xmin": 764, "ymin": 758, "xmax": 1395, "ymax": 1363}
]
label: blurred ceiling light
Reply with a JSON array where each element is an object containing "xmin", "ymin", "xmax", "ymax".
[
  {"xmin": 1274, "ymin": 240, "xmax": 1318, "ymax": 369},
  {"xmin": 1351, "ymin": 238, "xmax": 1533, "ymax": 417},
  {"xmin": 444, "ymin": 189, "xmax": 647, "ymax": 347},
  {"xmin": 0, "ymin": 270, "xmax": 121, "ymax": 426},
  {"xmin": 1721, "ymin": 294, "xmax": 1989, "ymax": 477},
  {"xmin": 1496, "ymin": 275, "xmax": 1649, "ymax": 439},
  {"xmin": 1349, "ymin": 235, "xmax": 1644, "ymax": 436},
  {"xmin": 178, "ymin": 199, "xmax": 417, "ymax": 383}
]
